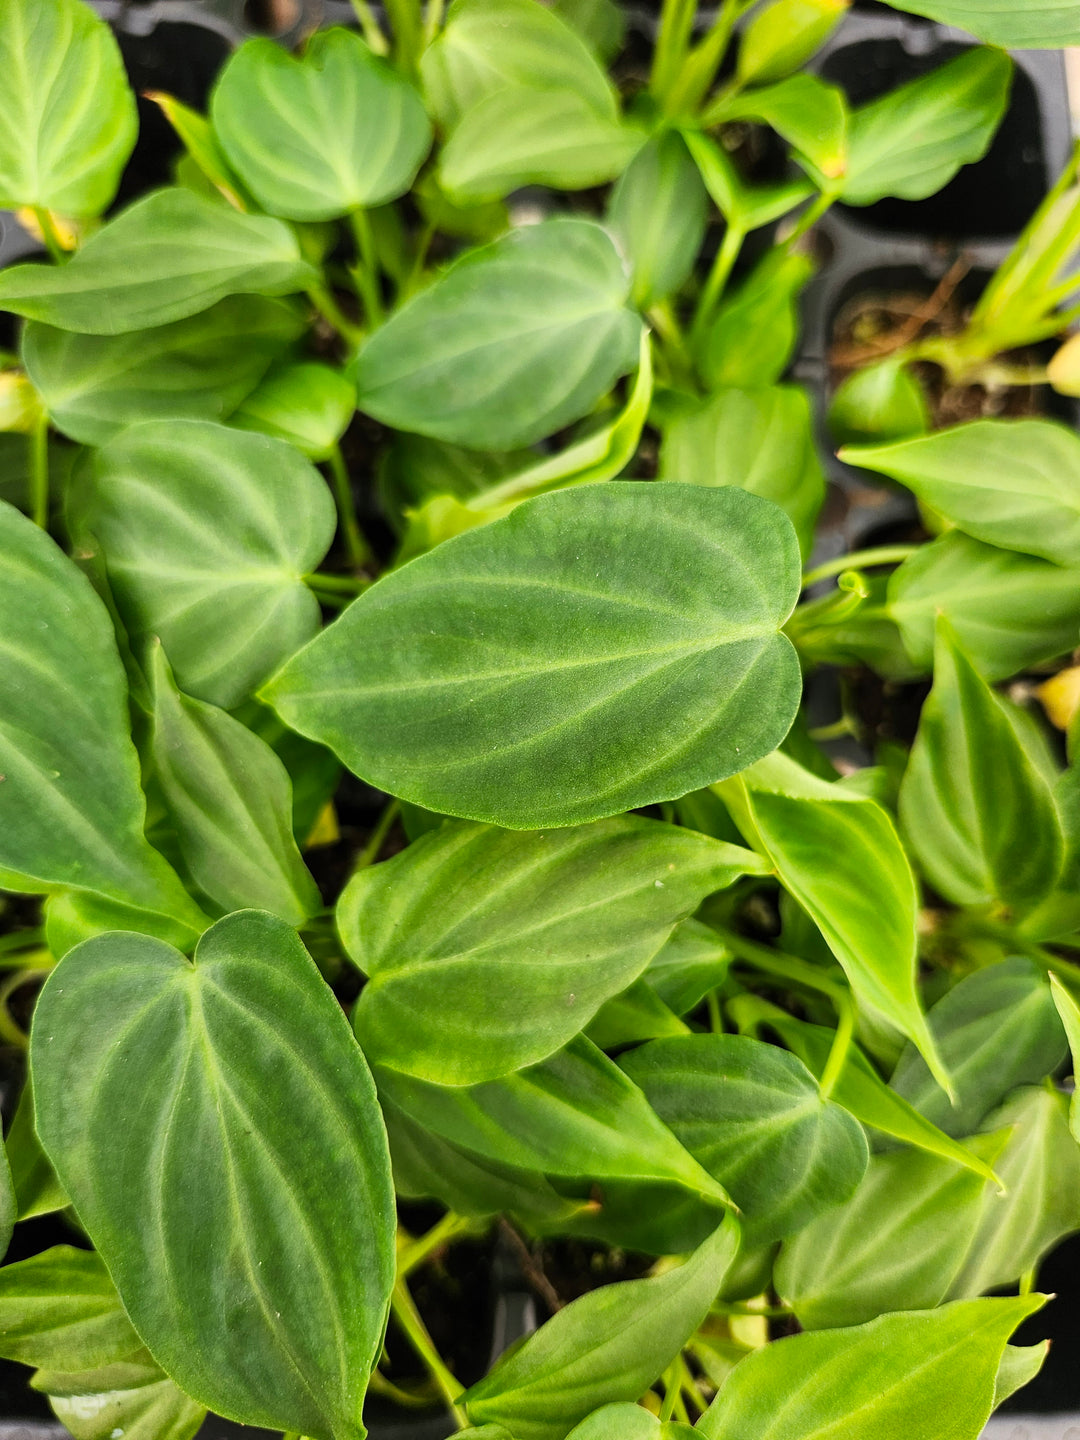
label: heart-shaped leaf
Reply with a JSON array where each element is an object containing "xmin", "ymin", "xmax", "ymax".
[
  {"xmin": 31, "ymin": 910, "xmax": 396, "ymax": 1440},
  {"xmin": 264, "ymin": 482, "xmax": 802, "ymax": 828}
]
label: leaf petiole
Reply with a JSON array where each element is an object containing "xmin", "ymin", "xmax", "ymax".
[
  {"xmin": 29, "ymin": 412, "xmax": 49, "ymax": 529},
  {"xmin": 390, "ymin": 1277, "xmax": 468, "ymax": 1428}
]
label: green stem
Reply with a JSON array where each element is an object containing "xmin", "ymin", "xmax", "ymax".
[
  {"xmin": 305, "ymin": 571, "xmax": 368, "ymax": 594},
  {"xmin": 0, "ymin": 969, "xmax": 50, "ymax": 1050},
  {"xmin": 306, "ymin": 283, "xmax": 363, "ymax": 347},
  {"xmin": 348, "ymin": 0, "xmax": 390, "ymax": 53},
  {"xmin": 713, "ymin": 927, "xmax": 847, "ymax": 1006},
  {"xmin": 349, "ymin": 209, "xmax": 385, "ymax": 327},
  {"xmin": 423, "ymin": 0, "xmax": 446, "ymax": 43},
  {"xmin": 391, "ymin": 1277, "xmax": 468, "ymax": 1428},
  {"xmin": 32, "ymin": 206, "xmax": 66, "ymax": 263},
  {"xmin": 659, "ymin": 1361, "xmax": 680, "ymax": 1422},
  {"xmin": 0, "ymin": 927, "xmax": 44, "ymax": 957},
  {"xmin": 398, "ymin": 1212, "xmax": 480, "ymax": 1279},
  {"xmin": 818, "ymin": 989, "xmax": 856, "ymax": 1100},
  {"xmin": 354, "ymin": 799, "xmax": 401, "ymax": 871},
  {"xmin": 651, "ymin": 0, "xmax": 699, "ymax": 100},
  {"xmin": 382, "ymin": 0, "xmax": 423, "ymax": 72},
  {"xmin": 666, "ymin": 0, "xmax": 750, "ymax": 116},
  {"xmin": 807, "ymin": 716, "xmax": 856, "ymax": 743},
  {"xmin": 677, "ymin": 1354, "xmax": 706, "ymax": 1419},
  {"xmin": 1019, "ymin": 1267, "xmax": 1036, "ymax": 1297},
  {"xmin": 780, "ymin": 186, "xmax": 840, "ymax": 250},
  {"xmin": 29, "ymin": 413, "xmax": 49, "ymax": 529},
  {"xmin": 802, "ymin": 545, "xmax": 918, "ymax": 588},
  {"xmin": 690, "ymin": 222, "xmax": 745, "ymax": 345},
  {"xmin": 326, "ymin": 444, "xmax": 373, "ymax": 571},
  {"xmin": 706, "ymin": 989, "xmax": 723, "ymax": 1034}
]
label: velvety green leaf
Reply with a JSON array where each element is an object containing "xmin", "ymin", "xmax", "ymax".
[
  {"xmin": 0, "ymin": 500, "xmax": 203, "ymax": 925},
  {"xmin": 76, "ymin": 419, "xmax": 336, "ymax": 708},
  {"xmin": 899, "ymin": 622, "xmax": 1064, "ymax": 912},
  {"xmin": 440, "ymin": 85, "xmax": 642, "ymax": 201},
  {"xmin": 658, "ymin": 385, "xmax": 825, "ymax": 558},
  {"xmin": 682, "ymin": 129, "xmax": 813, "ymax": 233},
  {"xmin": 421, "ymin": 0, "xmax": 616, "ymax": 127},
  {"xmin": 0, "ymin": 0, "xmax": 136, "ymax": 214},
  {"xmin": 568, "ymin": 1405, "xmax": 696, "ymax": 1440},
  {"xmin": 697, "ymin": 251, "xmax": 814, "ymax": 390},
  {"xmin": 775, "ymin": 1139, "xmax": 999, "ymax": 1329},
  {"xmin": 464, "ymin": 1218, "xmax": 739, "ymax": 1439},
  {"xmin": 0, "ymin": 189, "xmax": 318, "ymax": 334},
  {"xmin": 887, "ymin": 0, "xmax": 1080, "ymax": 46},
  {"xmin": 948, "ymin": 1085, "xmax": 1080, "ymax": 1298},
  {"xmin": 34, "ymin": 1353, "xmax": 206, "ymax": 1440},
  {"xmin": 827, "ymin": 359, "xmax": 929, "ymax": 447},
  {"xmin": 891, "ymin": 959, "xmax": 1067, "ymax": 1139},
  {"xmin": 995, "ymin": 1343, "xmax": 1049, "ymax": 1406},
  {"xmin": 716, "ymin": 75, "xmax": 847, "ymax": 179},
  {"xmin": 354, "ymin": 218, "xmax": 642, "ymax": 449},
  {"xmin": 1050, "ymin": 973, "xmax": 1080, "ymax": 1141},
  {"xmin": 622, "ymin": 1034, "xmax": 867, "ymax": 1243},
  {"xmin": 888, "ymin": 530, "xmax": 1080, "ymax": 681},
  {"xmin": 765, "ymin": 1013, "xmax": 999, "ymax": 1182},
  {"xmin": 212, "ymin": 30, "xmax": 431, "ymax": 219},
  {"xmin": 642, "ymin": 919, "xmax": 731, "ymax": 1018},
  {"xmin": 0, "ymin": 1248, "xmax": 141, "ymax": 1369},
  {"xmin": 149, "ymin": 90, "xmax": 249, "ymax": 209},
  {"xmin": 146, "ymin": 644, "xmax": 320, "ymax": 925},
  {"xmin": 22, "ymin": 296, "xmax": 304, "ymax": 447},
  {"xmin": 608, "ymin": 131, "xmax": 707, "ymax": 309},
  {"xmin": 839, "ymin": 49, "xmax": 1011, "ymax": 205},
  {"xmin": 585, "ymin": 980, "xmax": 690, "ymax": 1048},
  {"xmin": 736, "ymin": 0, "xmax": 849, "ymax": 85},
  {"xmin": 458, "ymin": 1429, "xmax": 517, "ymax": 1440},
  {"xmin": 843, "ymin": 419, "xmax": 1080, "ymax": 567},
  {"xmin": 31, "ymin": 911, "xmax": 396, "ymax": 1440},
  {"xmin": 376, "ymin": 1035, "xmax": 728, "ymax": 1200},
  {"xmin": 6, "ymin": 1080, "xmax": 68, "ymax": 1220},
  {"xmin": 342, "ymin": 814, "xmax": 766, "ymax": 1083},
  {"xmin": 697, "ymin": 1295, "xmax": 1046, "ymax": 1440},
  {"xmin": 720, "ymin": 752, "xmax": 947, "ymax": 1089},
  {"xmin": 229, "ymin": 360, "xmax": 354, "ymax": 460},
  {"xmin": 43, "ymin": 889, "xmax": 201, "ymax": 961},
  {"xmin": 378, "ymin": 432, "xmax": 531, "ymax": 528},
  {"xmin": 550, "ymin": 0, "xmax": 625, "ymax": 59},
  {"xmin": 0, "ymin": 1141, "xmax": 12, "ymax": 1261},
  {"xmin": 264, "ymin": 482, "xmax": 802, "ymax": 827},
  {"xmin": 789, "ymin": 570, "xmax": 922, "ymax": 681}
]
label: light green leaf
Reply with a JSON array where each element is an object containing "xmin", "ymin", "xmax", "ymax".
[
  {"xmin": 0, "ymin": 189, "xmax": 318, "ymax": 334},
  {"xmin": 714, "ymin": 75, "xmax": 847, "ymax": 179},
  {"xmin": 948, "ymin": 1086, "xmax": 1080, "ymax": 1298},
  {"xmin": 0, "ymin": 499, "xmax": 202, "ymax": 925},
  {"xmin": 898, "ymin": 621, "xmax": 1064, "ymax": 912},
  {"xmin": 463, "ymin": 1218, "xmax": 739, "ymax": 1440},
  {"xmin": 585, "ymin": 980, "xmax": 691, "ymax": 1048},
  {"xmin": 43, "ymin": 889, "xmax": 202, "ymax": 960},
  {"xmin": 31, "ymin": 910, "xmax": 396, "ymax": 1440},
  {"xmin": 697, "ymin": 251, "xmax": 814, "ymax": 390},
  {"xmin": 354, "ymin": 218, "xmax": 642, "ymax": 449},
  {"xmin": 148, "ymin": 90, "xmax": 249, "ymax": 210},
  {"xmin": 775, "ymin": 1139, "xmax": 1000, "ymax": 1329},
  {"xmin": 994, "ymin": 1343, "xmax": 1049, "ymax": 1407},
  {"xmin": 6, "ymin": 1080, "xmax": 68, "ymax": 1220},
  {"xmin": 230, "ymin": 360, "xmax": 354, "ymax": 459},
  {"xmin": 146, "ymin": 644, "xmax": 319, "ymax": 925},
  {"xmin": 1050, "ymin": 973, "xmax": 1080, "ymax": 1141},
  {"xmin": 211, "ymin": 29, "xmax": 431, "ymax": 220},
  {"xmin": 888, "ymin": 530, "xmax": 1080, "ymax": 680},
  {"xmin": 375, "ymin": 1035, "xmax": 728, "ymax": 1201},
  {"xmin": 342, "ymin": 814, "xmax": 766, "ymax": 1083},
  {"xmin": 696, "ymin": 1295, "xmax": 1046, "ymax": 1440},
  {"xmin": 420, "ymin": 0, "xmax": 616, "ymax": 128},
  {"xmin": 34, "ymin": 1353, "xmax": 206, "ymax": 1440},
  {"xmin": 0, "ymin": 0, "xmax": 137, "ymax": 214},
  {"xmin": 737, "ymin": 0, "xmax": 849, "ymax": 85},
  {"xmin": 842, "ymin": 418, "xmax": 1080, "ymax": 567},
  {"xmin": 22, "ymin": 296, "xmax": 304, "ymax": 446},
  {"xmin": 0, "ymin": 1247, "xmax": 141, "ymax": 1370},
  {"xmin": 0, "ymin": 1139, "xmax": 12, "ymax": 1261},
  {"xmin": 568, "ymin": 1405, "xmax": 696, "ymax": 1440},
  {"xmin": 887, "ymin": 0, "xmax": 1080, "ymax": 46},
  {"xmin": 682, "ymin": 129, "xmax": 813, "ymax": 232},
  {"xmin": 642, "ymin": 918, "xmax": 731, "ymax": 1018},
  {"xmin": 891, "ymin": 959, "xmax": 1067, "ymax": 1140},
  {"xmin": 609, "ymin": 131, "xmax": 707, "ymax": 309},
  {"xmin": 440, "ymin": 85, "xmax": 642, "ymax": 201},
  {"xmin": 549, "ymin": 0, "xmax": 625, "ymax": 59},
  {"xmin": 720, "ymin": 751, "xmax": 947, "ymax": 1091},
  {"xmin": 621, "ymin": 1034, "xmax": 867, "ymax": 1244},
  {"xmin": 76, "ymin": 419, "xmax": 336, "ymax": 709},
  {"xmin": 658, "ymin": 385, "xmax": 825, "ymax": 558},
  {"xmin": 264, "ymin": 482, "xmax": 802, "ymax": 828},
  {"xmin": 827, "ymin": 358, "xmax": 929, "ymax": 448},
  {"xmin": 839, "ymin": 49, "xmax": 1012, "ymax": 205}
]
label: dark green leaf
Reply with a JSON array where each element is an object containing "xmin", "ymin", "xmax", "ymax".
[
  {"xmin": 0, "ymin": 1248, "xmax": 141, "ymax": 1369},
  {"xmin": 827, "ymin": 359, "xmax": 929, "ymax": 448},
  {"xmin": 229, "ymin": 360, "xmax": 354, "ymax": 460},
  {"xmin": 0, "ymin": 189, "xmax": 318, "ymax": 334},
  {"xmin": 264, "ymin": 483, "xmax": 802, "ymax": 828},
  {"xmin": 642, "ymin": 918, "xmax": 731, "ymax": 1018},
  {"xmin": 6, "ymin": 1080, "xmax": 67, "ymax": 1220},
  {"xmin": 0, "ymin": 0, "xmax": 136, "ymax": 214},
  {"xmin": 211, "ymin": 30, "xmax": 431, "ymax": 219},
  {"xmin": 31, "ymin": 911, "xmax": 396, "ymax": 1440},
  {"xmin": 608, "ymin": 131, "xmax": 707, "ymax": 309},
  {"xmin": 76, "ymin": 419, "xmax": 336, "ymax": 708},
  {"xmin": 341, "ymin": 814, "xmax": 766, "ymax": 1083},
  {"xmin": 696, "ymin": 1295, "xmax": 1046, "ymax": 1440},
  {"xmin": 887, "ymin": 1, "xmax": 1079, "ymax": 46},
  {"xmin": 622, "ymin": 1034, "xmax": 867, "ymax": 1243},
  {"xmin": 354, "ymin": 219, "xmax": 642, "ymax": 449},
  {"xmin": 463, "ymin": 1218, "xmax": 739, "ymax": 1440}
]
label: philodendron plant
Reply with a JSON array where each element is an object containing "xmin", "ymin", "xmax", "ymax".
[{"xmin": 1, "ymin": 0, "xmax": 1080, "ymax": 1437}]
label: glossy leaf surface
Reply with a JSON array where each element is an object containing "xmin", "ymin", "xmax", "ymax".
[
  {"xmin": 78, "ymin": 420, "xmax": 335, "ymax": 708},
  {"xmin": 464, "ymin": 1219, "xmax": 738, "ymax": 1439},
  {"xmin": 212, "ymin": 30, "xmax": 432, "ymax": 219},
  {"xmin": 0, "ymin": 0, "xmax": 137, "ymax": 214},
  {"xmin": 31, "ymin": 911, "xmax": 396, "ymax": 1440},
  {"xmin": 354, "ymin": 219, "xmax": 642, "ymax": 449},
  {"xmin": 0, "ymin": 190, "xmax": 317, "ymax": 334},
  {"xmin": 265, "ymin": 483, "xmax": 802, "ymax": 828},
  {"xmin": 622, "ymin": 1034, "xmax": 867, "ymax": 1243},
  {"xmin": 342, "ymin": 815, "xmax": 766, "ymax": 1082}
]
